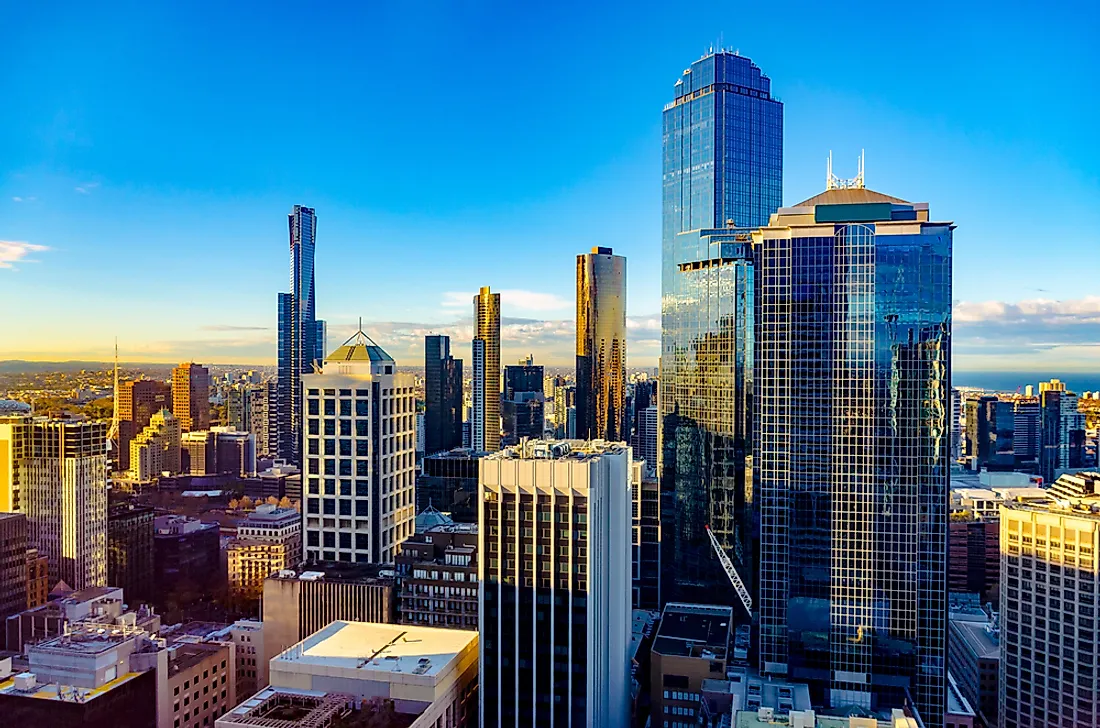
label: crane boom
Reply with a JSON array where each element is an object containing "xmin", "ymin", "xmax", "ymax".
[{"xmin": 705, "ymin": 525, "xmax": 752, "ymax": 613}]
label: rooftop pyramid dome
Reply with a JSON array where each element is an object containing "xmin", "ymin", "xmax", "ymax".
[
  {"xmin": 415, "ymin": 503, "xmax": 454, "ymax": 533},
  {"xmin": 327, "ymin": 325, "xmax": 394, "ymax": 364}
]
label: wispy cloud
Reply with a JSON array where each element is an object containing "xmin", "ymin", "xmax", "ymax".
[
  {"xmin": 200, "ymin": 325, "xmax": 273, "ymax": 332},
  {"xmin": 12, "ymin": 197, "xmax": 23, "ymax": 203},
  {"xmin": 954, "ymin": 296, "xmax": 1100, "ymax": 370},
  {"xmin": 441, "ymin": 289, "xmax": 572, "ymax": 312},
  {"xmin": 0, "ymin": 241, "xmax": 49, "ymax": 269},
  {"xmin": 74, "ymin": 182, "xmax": 100, "ymax": 194}
]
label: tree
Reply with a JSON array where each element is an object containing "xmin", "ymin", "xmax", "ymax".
[
  {"xmin": 266, "ymin": 496, "xmax": 279, "ymax": 506},
  {"xmin": 239, "ymin": 495, "xmax": 254, "ymax": 510},
  {"xmin": 278, "ymin": 496, "xmax": 292, "ymax": 509},
  {"xmin": 228, "ymin": 498, "xmax": 240, "ymax": 510}
]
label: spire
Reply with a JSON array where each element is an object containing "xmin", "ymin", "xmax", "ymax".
[{"xmin": 107, "ymin": 339, "xmax": 120, "ymax": 448}]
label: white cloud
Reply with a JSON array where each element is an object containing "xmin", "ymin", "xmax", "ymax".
[
  {"xmin": 955, "ymin": 296, "xmax": 1100, "ymax": 324},
  {"xmin": 0, "ymin": 241, "xmax": 49, "ymax": 269},
  {"xmin": 12, "ymin": 197, "xmax": 23, "ymax": 203},
  {"xmin": 440, "ymin": 289, "xmax": 572, "ymax": 313},
  {"xmin": 74, "ymin": 182, "xmax": 100, "ymax": 194}
]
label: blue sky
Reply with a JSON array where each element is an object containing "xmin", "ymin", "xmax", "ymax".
[{"xmin": 3, "ymin": 0, "xmax": 1099, "ymax": 371}]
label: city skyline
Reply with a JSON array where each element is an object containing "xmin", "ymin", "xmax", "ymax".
[{"xmin": 3, "ymin": 3, "xmax": 1099, "ymax": 371}]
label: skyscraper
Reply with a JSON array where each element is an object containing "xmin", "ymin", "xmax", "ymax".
[
  {"xmin": 1038, "ymin": 380, "xmax": 1086, "ymax": 484},
  {"xmin": 754, "ymin": 181, "xmax": 952, "ymax": 724},
  {"xmin": 117, "ymin": 379, "xmax": 171, "ymax": 472},
  {"xmin": 171, "ymin": 362, "xmax": 210, "ymax": 433},
  {"xmin": 501, "ymin": 357, "xmax": 544, "ymax": 446},
  {"xmin": 479, "ymin": 439, "xmax": 633, "ymax": 728},
  {"xmin": 277, "ymin": 204, "xmax": 326, "ymax": 465},
  {"xmin": 424, "ymin": 334, "xmax": 464, "ymax": 455},
  {"xmin": 576, "ymin": 246, "xmax": 626, "ymax": 441},
  {"xmin": 472, "ymin": 286, "xmax": 501, "ymax": 452},
  {"xmin": 659, "ymin": 50, "xmax": 782, "ymax": 604}
]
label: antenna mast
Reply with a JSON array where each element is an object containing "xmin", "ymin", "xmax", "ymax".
[{"xmin": 107, "ymin": 339, "xmax": 120, "ymax": 459}]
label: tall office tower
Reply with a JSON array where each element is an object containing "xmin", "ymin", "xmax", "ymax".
[
  {"xmin": 632, "ymin": 474, "xmax": 661, "ymax": 610},
  {"xmin": 107, "ymin": 502, "xmax": 155, "ymax": 604},
  {"xmin": 501, "ymin": 358, "xmax": 544, "ymax": 446},
  {"xmin": 301, "ymin": 329, "xmax": 417, "ymax": 564},
  {"xmin": 0, "ymin": 417, "xmax": 108, "ymax": 590},
  {"xmin": 424, "ymin": 335, "xmax": 464, "ymax": 455},
  {"xmin": 129, "ymin": 407, "xmax": 182, "ymax": 480},
  {"xmin": 754, "ymin": 182, "xmax": 952, "ymax": 723},
  {"xmin": 249, "ymin": 380, "xmax": 277, "ymax": 456},
  {"xmin": 634, "ymin": 405, "xmax": 658, "ymax": 470},
  {"xmin": 277, "ymin": 204, "xmax": 327, "ymax": 466},
  {"xmin": 999, "ymin": 475, "xmax": 1100, "ymax": 728},
  {"xmin": 1012, "ymin": 397, "xmax": 1040, "ymax": 462},
  {"xmin": 1039, "ymin": 381, "xmax": 1086, "ymax": 484},
  {"xmin": 576, "ymin": 247, "xmax": 627, "ymax": 441},
  {"xmin": 629, "ymin": 378, "xmax": 657, "ymax": 444},
  {"xmin": 480, "ymin": 440, "xmax": 633, "ymax": 728},
  {"xmin": 964, "ymin": 396, "xmax": 1015, "ymax": 470},
  {"xmin": 227, "ymin": 384, "xmax": 252, "ymax": 431},
  {"xmin": 117, "ymin": 379, "xmax": 171, "ymax": 472},
  {"xmin": 950, "ymin": 388, "xmax": 963, "ymax": 461},
  {"xmin": 660, "ymin": 51, "xmax": 782, "ymax": 605},
  {"xmin": 171, "ymin": 362, "xmax": 210, "ymax": 433},
  {"xmin": 0, "ymin": 513, "xmax": 29, "ymax": 621},
  {"xmin": 472, "ymin": 286, "xmax": 501, "ymax": 452}
]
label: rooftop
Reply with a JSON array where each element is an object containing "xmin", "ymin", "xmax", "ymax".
[
  {"xmin": 326, "ymin": 328, "xmax": 394, "ymax": 364},
  {"xmin": 947, "ymin": 673, "xmax": 976, "ymax": 717},
  {"xmin": 949, "ymin": 619, "xmax": 1000, "ymax": 660},
  {"xmin": 32, "ymin": 624, "xmax": 137, "ymax": 655},
  {"xmin": 213, "ymin": 687, "xmax": 354, "ymax": 728},
  {"xmin": 793, "ymin": 187, "xmax": 910, "ymax": 207},
  {"xmin": 486, "ymin": 438, "xmax": 629, "ymax": 462},
  {"xmin": 269, "ymin": 562, "xmax": 396, "ymax": 584},
  {"xmin": 0, "ymin": 670, "xmax": 144, "ymax": 704},
  {"xmin": 272, "ymin": 620, "xmax": 476, "ymax": 681},
  {"xmin": 169, "ymin": 642, "xmax": 226, "ymax": 675},
  {"xmin": 424, "ymin": 448, "xmax": 488, "ymax": 461},
  {"xmin": 653, "ymin": 602, "xmax": 732, "ymax": 659}
]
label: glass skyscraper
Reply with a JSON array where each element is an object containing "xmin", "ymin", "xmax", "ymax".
[
  {"xmin": 576, "ymin": 246, "xmax": 626, "ymax": 441},
  {"xmin": 660, "ymin": 51, "xmax": 782, "ymax": 606},
  {"xmin": 472, "ymin": 286, "xmax": 501, "ymax": 452},
  {"xmin": 277, "ymin": 204, "xmax": 326, "ymax": 465},
  {"xmin": 754, "ymin": 185, "xmax": 952, "ymax": 726},
  {"xmin": 424, "ymin": 334, "xmax": 464, "ymax": 456}
]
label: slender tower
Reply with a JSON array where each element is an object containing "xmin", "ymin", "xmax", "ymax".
[
  {"xmin": 472, "ymin": 287, "xmax": 501, "ymax": 452},
  {"xmin": 576, "ymin": 247, "xmax": 626, "ymax": 441}
]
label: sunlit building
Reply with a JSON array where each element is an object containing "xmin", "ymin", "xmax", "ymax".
[
  {"xmin": 117, "ymin": 379, "xmax": 171, "ymax": 472},
  {"xmin": 472, "ymin": 286, "xmax": 501, "ymax": 452},
  {"xmin": 171, "ymin": 362, "xmax": 210, "ymax": 433},
  {"xmin": 576, "ymin": 247, "xmax": 627, "ymax": 441}
]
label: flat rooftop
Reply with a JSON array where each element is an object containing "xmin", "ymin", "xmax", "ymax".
[
  {"xmin": 272, "ymin": 620, "xmax": 476, "ymax": 680},
  {"xmin": 485, "ymin": 439, "xmax": 629, "ymax": 462},
  {"xmin": 0, "ymin": 670, "xmax": 143, "ymax": 704},
  {"xmin": 950, "ymin": 619, "xmax": 999, "ymax": 660},
  {"xmin": 213, "ymin": 687, "xmax": 354, "ymax": 727},
  {"xmin": 169, "ymin": 642, "xmax": 226, "ymax": 675},
  {"xmin": 269, "ymin": 561, "xmax": 396, "ymax": 583},
  {"xmin": 653, "ymin": 602, "xmax": 732, "ymax": 659},
  {"xmin": 32, "ymin": 624, "xmax": 135, "ymax": 655}
]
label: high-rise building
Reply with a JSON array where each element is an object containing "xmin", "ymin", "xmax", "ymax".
[
  {"xmin": 1038, "ymin": 382, "xmax": 1086, "ymax": 484},
  {"xmin": 479, "ymin": 439, "xmax": 632, "ymax": 728},
  {"xmin": 0, "ymin": 416, "xmax": 108, "ymax": 590},
  {"xmin": 999, "ymin": 474, "xmax": 1100, "ymax": 728},
  {"xmin": 227, "ymin": 505, "xmax": 302, "ymax": 603},
  {"xmin": 300, "ymin": 329, "xmax": 416, "ymax": 564},
  {"xmin": 171, "ymin": 362, "xmax": 210, "ymax": 433},
  {"xmin": 416, "ymin": 448, "xmax": 482, "ymax": 523},
  {"xmin": 659, "ymin": 50, "xmax": 782, "ymax": 605},
  {"xmin": 117, "ymin": 379, "xmax": 171, "ymax": 472},
  {"xmin": 129, "ymin": 408, "xmax": 181, "ymax": 480},
  {"xmin": 249, "ymin": 381, "xmax": 277, "ymax": 457},
  {"xmin": 472, "ymin": 286, "xmax": 501, "ymax": 452},
  {"xmin": 634, "ymin": 405, "xmax": 658, "ymax": 471},
  {"xmin": 964, "ymin": 396, "xmax": 1015, "ymax": 470},
  {"xmin": 153, "ymin": 515, "xmax": 222, "ymax": 616},
  {"xmin": 107, "ymin": 502, "xmax": 156, "ymax": 605},
  {"xmin": 948, "ymin": 518, "xmax": 1000, "ymax": 603},
  {"xmin": 396, "ymin": 519, "xmax": 478, "ymax": 630},
  {"xmin": 424, "ymin": 334, "xmax": 464, "ymax": 455},
  {"xmin": 501, "ymin": 358, "xmax": 544, "ymax": 446},
  {"xmin": 227, "ymin": 384, "xmax": 252, "ymax": 432},
  {"xmin": 754, "ymin": 182, "xmax": 952, "ymax": 723},
  {"xmin": 0, "ymin": 513, "xmax": 28, "ymax": 621},
  {"xmin": 576, "ymin": 246, "xmax": 626, "ymax": 441},
  {"xmin": 277, "ymin": 205, "xmax": 326, "ymax": 466},
  {"xmin": 632, "ymin": 473, "xmax": 661, "ymax": 610}
]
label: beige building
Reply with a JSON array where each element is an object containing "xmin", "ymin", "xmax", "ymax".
[
  {"xmin": 268, "ymin": 620, "xmax": 478, "ymax": 727},
  {"xmin": 159, "ymin": 641, "xmax": 236, "ymax": 728},
  {"xmin": 227, "ymin": 505, "xmax": 301, "ymax": 603},
  {"xmin": 129, "ymin": 408, "xmax": 182, "ymax": 481},
  {"xmin": 172, "ymin": 362, "xmax": 211, "ymax": 433}
]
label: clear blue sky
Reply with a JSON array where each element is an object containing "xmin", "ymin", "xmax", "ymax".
[{"xmin": 3, "ymin": 0, "xmax": 1098, "ymax": 371}]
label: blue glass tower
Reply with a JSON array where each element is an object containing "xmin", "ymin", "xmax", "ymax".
[
  {"xmin": 659, "ymin": 51, "xmax": 782, "ymax": 607},
  {"xmin": 754, "ymin": 184, "xmax": 951, "ymax": 725},
  {"xmin": 277, "ymin": 204, "xmax": 325, "ymax": 465}
]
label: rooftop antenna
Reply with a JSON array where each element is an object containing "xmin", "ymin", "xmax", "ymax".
[{"xmin": 826, "ymin": 149, "xmax": 866, "ymax": 191}]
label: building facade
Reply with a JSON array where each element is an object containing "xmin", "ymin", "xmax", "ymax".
[
  {"xmin": 396, "ymin": 521, "xmax": 478, "ymax": 629},
  {"xmin": 424, "ymin": 335, "xmax": 464, "ymax": 456},
  {"xmin": 479, "ymin": 440, "xmax": 632, "ymax": 728},
  {"xmin": 107, "ymin": 502, "xmax": 156, "ymax": 605},
  {"xmin": 227, "ymin": 505, "xmax": 301, "ymax": 602},
  {"xmin": 117, "ymin": 379, "xmax": 171, "ymax": 473},
  {"xmin": 576, "ymin": 246, "xmax": 626, "ymax": 441},
  {"xmin": 472, "ymin": 286, "xmax": 501, "ymax": 453},
  {"xmin": 502, "ymin": 358, "xmax": 545, "ymax": 446},
  {"xmin": 0, "ymin": 513, "xmax": 28, "ymax": 620},
  {"xmin": 25, "ymin": 547, "xmax": 48, "ymax": 608},
  {"xmin": 300, "ymin": 331, "xmax": 417, "ymax": 564},
  {"xmin": 416, "ymin": 448, "xmax": 481, "ymax": 523},
  {"xmin": 948, "ymin": 518, "xmax": 1000, "ymax": 603},
  {"xmin": 277, "ymin": 204, "xmax": 326, "ymax": 466},
  {"xmin": 172, "ymin": 362, "xmax": 210, "ymax": 434},
  {"xmin": 1038, "ymin": 382, "xmax": 1086, "ymax": 484},
  {"xmin": 153, "ymin": 515, "xmax": 222, "ymax": 616},
  {"xmin": 633, "ymin": 473, "xmax": 661, "ymax": 610},
  {"xmin": 129, "ymin": 408, "xmax": 181, "ymax": 481},
  {"xmin": 659, "ymin": 50, "xmax": 782, "ymax": 605},
  {"xmin": 754, "ymin": 185, "xmax": 952, "ymax": 724}
]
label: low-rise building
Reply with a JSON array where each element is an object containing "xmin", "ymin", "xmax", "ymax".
[
  {"xmin": 0, "ymin": 513, "xmax": 28, "ymax": 621},
  {"xmin": 947, "ymin": 615, "xmax": 998, "ymax": 728},
  {"xmin": 159, "ymin": 640, "xmax": 236, "ymax": 728},
  {"xmin": 4, "ymin": 586, "xmax": 161, "ymax": 653},
  {"xmin": 650, "ymin": 603, "xmax": 733, "ymax": 725},
  {"xmin": 945, "ymin": 672, "xmax": 976, "ymax": 728},
  {"xmin": 396, "ymin": 515, "xmax": 477, "ymax": 630},
  {"xmin": 269, "ymin": 620, "xmax": 478, "ymax": 727},
  {"xmin": 108, "ymin": 502, "xmax": 156, "ymax": 604},
  {"xmin": 216, "ymin": 687, "xmax": 352, "ymax": 727}
]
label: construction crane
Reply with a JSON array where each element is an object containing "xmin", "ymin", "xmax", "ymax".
[{"xmin": 705, "ymin": 525, "xmax": 752, "ymax": 614}]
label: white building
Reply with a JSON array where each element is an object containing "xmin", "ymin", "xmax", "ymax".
[
  {"xmin": 479, "ymin": 439, "xmax": 632, "ymax": 728},
  {"xmin": 300, "ymin": 329, "xmax": 417, "ymax": 564},
  {"xmin": 0, "ymin": 416, "xmax": 108, "ymax": 589}
]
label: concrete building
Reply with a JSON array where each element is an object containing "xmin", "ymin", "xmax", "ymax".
[
  {"xmin": 633, "ymin": 473, "xmax": 661, "ymax": 610},
  {"xmin": 576, "ymin": 247, "xmax": 627, "ymax": 441},
  {"xmin": 261, "ymin": 563, "xmax": 396, "ymax": 673},
  {"xmin": 117, "ymin": 379, "xmax": 172, "ymax": 473},
  {"xmin": 396, "ymin": 518, "xmax": 477, "ymax": 629},
  {"xmin": 471, "ymin": 286, "xmax": 501, "ymax": 452},
  {"xmin": 107, "ymin": 502, "xmax": 155, "ymax": 604},
  {"xmin": 948, "ymin": 616, "xmax": 998, "ymax": 728},
  {"xmin": 300, "ymin": 329, "xmax": 417, "ymax": 564},
  {"xmin": 269, "ymin": 620, "xmax": 478, "ymax": 727},
  {"xmin": 215, "ymin": 619, "xmax": 266, "ymax": 698},
  {"xmin": 26, "ymin": 547, "xmax": 48, "ymax": 608},
  {"xmin": 948, "ymin": 518, "xmax": 1000, "ymax": 603},
  {"xmin": 216, "ymin": 687, "xmax": 352, "ymax": 727},
  {"xmin": 417, "ymin": 448, "xmax": 482, "ymax": 523},
  {"xmin": 4, "ymin": 585, "xmax": 161, "ymax": 652},
  {"xmin": 182, "ymin": 430, "xmax": 216, "ymax": 475},
  {"xmin": 650, "ymin": 603, "xmax": 734, "ymax": 725},
  {"xmin": 248, "ymin": 381, "xmax": 277, "ymax": 458},
  {"xmin": 172, "ymin": 362, "xmax": 211, "ymax": 434},
  {"xmin": 212, "ymin": 427, "xmax": 257, "ymax": 477},
  {"xmin": 154, "ymin": 516, "xmax": 221, "ymax": 616},
  {"xmin": 480, "ymin": 439, "xmax": 633, "ymax": 727},
  {"xmin": 0, "ymin": 416, "xmax": 108, "ymax": 590},
  {"xmin": 945, "ymin": 673, "xmax": 977, "ymax": 728},
  {"xmin": 129, "ymin": 408, "xmax": 182, "ymax": 481},
  {"xmin": 0, "ymin": 513, "xmax": 28, "ymax": 621},
  {"xmin": 227, "ymin": 505, "xmax": 301, "ymax": 602},
  {"xmin": 999, "ymin": 476, "xmax": 1100, "ymax": 728},
  {"xmin": 158, "ymin": 640, "xmax": 236, "ymax": 728}
]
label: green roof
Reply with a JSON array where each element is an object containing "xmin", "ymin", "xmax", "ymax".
[{"xmin": 326, "ymin": 328, "xmax": 394, "ymax": 364}]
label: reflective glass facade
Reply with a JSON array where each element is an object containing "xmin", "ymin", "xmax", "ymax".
[
  {"xmin": 576, "ymin": 247, "xmax": 627, "ymax": 441},
  {"xmin": 424, "ymin": 335, "xmax": 464, "ymax": 455},
  {"xmin": 472, "ymin": 287, "xmax": 501, "ymax": 452},
  {"xmin": 276, "ymin": 205, "xmax": 326, "ymax": 465},
  {"xmin": 754, "ymin": 194, "xmax": 951, "ymax": 726},
  {"xmin": 660, "ymin": 51, "xmax": 782, "ymax": 606}
]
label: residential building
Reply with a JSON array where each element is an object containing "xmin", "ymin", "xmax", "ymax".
[
  {"xmin": 501, "ymin": 357, "xmax": 544, "ymax": 446},
  {"xmin": 129, "ymin": 408, "xmax": 181, "ymax": 481},
  {"xmin": 215, "ymin": 619, "xmax": 265, "ymax": 698},
  {"xmin": 117, "ymin": 379, "xmax": 172, "ymax": 472},
  {"xmin": 948, "ymin": 615, "xmax": 999, "ymax": 728},
  {"xmin": 480, "ymin": 439, "xmax": 633, "ymax": 727},
  {"xmin": 227, "ymin": 505, "xmax": 301, "ymax": 602},
  {"xmin": 25, "ymin": 548, "xmax": 47, "ymax": 608},
  {"xmin": 267, "ymin": 620, "xmax": 478, "ymax": 728},
  {"xmin": 0, "ymin": 417, "xmax": 108, "ymax": 590},
  {"xmin": 181, "ymin": 430, "xmax": 216, "ymax": 475},
  {"xmin": 216, "ymin": 688, "xmax": 352, "ymax": 727},
  {"xmin": 416, "ymin": 448, "xmax": 482, "ymax": 523},
  {"xmin": 633, "ymin": 473, "xmax": 661, "ymax": 610},
  {"xmin": 301, "ymin": 329, "xmax": 417, "ymax": 564},
  {"xmin": 277, "ymin": 204, "xmax": 326, "ymax": 466},
  {"xmin": 650, "ymin": 602, "xmax": 733, "ymax": 724},
  {"xmin": 396, "ymin": 518, "xmax": 477, "ymax": 629},
  {"xmin": 153, "ymin": 515, "xmax": 221, "ymax": 616},
  {"xmin": 261, "ymin": 563, "xmax": 397, "ymax": 671},
  {"xmin": 107, "ymin": 502, "xmax": 156, "ymax": 605},
  {"xmin": 948, "ymin": 518, "xmax": 1000, "ymax": 603},
  {"xmin": 1039, "ymin": 382, "xmax": 1086, "ymax": 483},
  {"xmin": 576, "ymin": 246, "xmax": 627, "ymax": 441},
  {"xmin": 999, "ymin": 476, "xmax": 1100, "ymax": 727},
  {"xmin": 172, "ymin": 362, "xmax": 211, "ymax": 434},
  {"xmin": 226, "ymin": 385, "xmax": 251, "ymax": 432},
  {"xmin": 754, "ymin": 181, "xmax": 952, "ymax": 723},
  {"xmin": 424, "ymin": 334, "xmax": 464, "ymax": 455},
  {"xmin": 634, "ymin": 405, "xmax": 658, "ymax": 471},
  {"xmin": 660, "ymin": 50, "xmax": 782, "ymax": 605},
  {"xmin": 248, "ymin": 381, "xmax": 277, "ymax": 457},
  {"xmin": 0, "ymin": 513, "xmax": 28, "ymax": 620},
  {"xmin": 472, "ymin": 286, "xmax": 501, "ymax": 452}
]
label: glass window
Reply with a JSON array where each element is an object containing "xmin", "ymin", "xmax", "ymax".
[
  {"xmin": 339, "ymin": 439, "xmax": 352, "ymax": 457},
  {"xmin": 308, "ymin": 399, "xmax": 319, "ymax": 416},
  {"xmin": 356, "ymin": 480, "xmax": 369, "ymax": 497},
  {"xmin": 356, "ymin": 389, "xmax": 369, "ymax": 397},
  {"xmin": 340, "ymin": 479, "xmax": 352, "ymax": 496},
  {"xmin": 339, "ymin": 500, "xmax": 351, "ymax": 516},
  {"xmin": 307, "ymin": 498, "xmax": 319, "ymax": 514},
  {"xmin": 324, "ymin": 460, "xmax": 335, "ymax": 476},
  {"xmin": 323, "ymin": 499, "xmax": 335, "ymax": 515},
  {"xmin": 356, "ymin": 440, "xmax": 369, "ymax": 457},
  {"xmin": 324, "ymin": 440, "xmax": 335, "ymax": 456},
  {"xmin": 339, "ymin": 532, "xmax": 352, "ymax": 549},
  {"xmin": 324, "ymin": 479, "xmax": 336, "ymax": 495},
  {"xmin": 357, "ymin": 460, "xmax": 369, "ymax": 477},
  {"xmin": 356, "ymin": 400, "xmax": 369, "ymax": 416},
  {"xmin": 340, "ymin": 400, "xmax": 352, "ymax": 417},
  {"xmin": 324, "ymin": 419, "xmax": 335, "ymax": 436},
  {"xmin": 356, "ymin": 421, "xmax": 368, "ymax": 437},
  {"xmin": 308, "ymin": 419, "xmax": 319, "ymax": 436},
  {"xmin": 339, "ymin": 420, "xmax": 352, "ymax": 436},
  {"xmin": 339, "ymin": 460, "xmax": 352, "ymax": 476},
  {"xmin": 308, "ymin": 440, "xmax": 319, "ymax": 455},
  {"xmin": 356, "ymin": 533, "xmax": 369, "ymax": 550},
  {"xmin": 356, "ymin": 499, "xmax": 368, "ymax": 516},
  {"xmin": 323, "ymin": 531, "xmax": 335, "ymax": 547}
]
